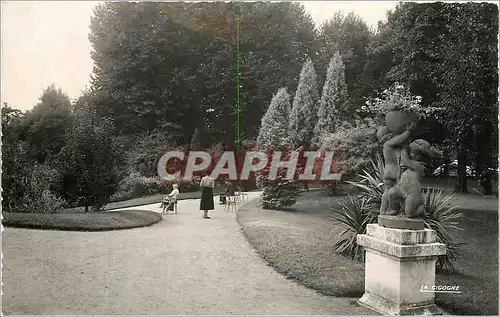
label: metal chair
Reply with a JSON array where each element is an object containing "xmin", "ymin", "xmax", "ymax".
[
  {"xmin": 233, "ymin": 191, "xmax": 242, "ymax": 203},
  {"xmin": 161, "ymin": 197, "xmax": 178, "ymax": 215},
  {"xmin": 237, "ymin": 187, "xmax": 248, "ymax": 202},
  {"xmin": 224, "ymin": 195, "xmax": 238, "ymax": 212}
]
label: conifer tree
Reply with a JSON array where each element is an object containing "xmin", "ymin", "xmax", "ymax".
[
  {"xmin": 257, "ymin": 87, "xmax": 291, "ymax": 149},
  {"xmin": 314, "ymin": 51, "xmax": 348, "ymax": 145},
  {"xmin": 289, "ymin": 58, "xmax": 320, "ymax": 148}
]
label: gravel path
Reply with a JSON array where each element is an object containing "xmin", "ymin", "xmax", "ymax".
[{"xmin": 2, "ymin": 192, "xmax": 373, "ymax": 315}]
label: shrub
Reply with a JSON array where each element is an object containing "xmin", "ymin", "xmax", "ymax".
[
  {"xmin": 320, "ymin": 117, "xmax": 383, "ymax": 179},
  {"xmin": 258, "ymin": 150, "xmax": 303, "ymax": 210},
  {"xmin": 167, "ymin": 177, "xmax": 200, "ymax": 193},
  {"xmin": 126, "ymin": 131, "xmax": 186, "ymax": 177},
  {"xmin": 17, "ymin": 189, "xmax": 66, "ymax": 214},
  {"xmin": 331, "ymin": 195, "xmax": 377, "ymax": 261},
  {"xmin": 110, "ymin": 174, "xmax": 200, "ymax": 202},
  {"xmin": 111, "ymin": 172, "xmax": 159, "ymax": 201},
  {"xmin": 13, "ymin": 164, "xmax": 66, "ymax": 213},
  {"xmin": 260, "ymin": 180, "xmax": 303, "ymax": 210},
  {"xmin": 422, "ymin": 187, "xmax": 464, "ymax": 271},
  {"xmin": 2, "ymin": 139, "xmax": 33, "ymax": 212}
]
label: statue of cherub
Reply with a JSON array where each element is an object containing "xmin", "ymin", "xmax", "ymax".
[
  {"xmin": 377, "ymin": 121, "xmax": 416, "ymax": 215},
  {"xmin": 388, "ymin": 138, "xmax": 431, "ymax": 218}
]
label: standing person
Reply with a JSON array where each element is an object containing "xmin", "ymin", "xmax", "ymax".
[{"xmin": 199, "ymin": 172, "xmax": 215, "ymax": 219}]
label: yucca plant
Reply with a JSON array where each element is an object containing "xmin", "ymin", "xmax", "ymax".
[
  {"xmin": 422, "ymin": 187, "xmax": 464, "ymax": 272},
  {"xmin": 346, "ymin": 154, "xmax": 385, "ymax": 205},
  {"xmin": 331, "ymin": 195, "xmax": 378, "ymax": 261}
]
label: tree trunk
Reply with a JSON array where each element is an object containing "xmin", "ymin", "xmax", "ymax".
[
  {"xmin": 455, "ymin": 145, "xmax": 468, "ymax": 193},
  {"xmin": 443, "ymin": 148, "xmax": 450, "ymax": 178},
  {"xmin": 85, "ymin": 205, "xmax": 89, "ymax": 213},
  {"xmin": 476, "ymin": 123, "xmax": 494, "ymax": 195}
]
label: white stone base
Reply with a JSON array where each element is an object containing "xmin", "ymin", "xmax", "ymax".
[
  {"xmin": 357, "ymin": 224, "xmax": 446, "ymax": 316},
  {"xmin": 359, "ymin": 292, "xmax": 443, "ymax": 315}
]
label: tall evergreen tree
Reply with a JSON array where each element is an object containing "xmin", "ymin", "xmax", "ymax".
[
  {"xmin": 289, "ymin": 58, "xmax": 319, "ymax": 148},
  {"xmin": 257, "ymin": 88, "xmax": 291, "ymax": 149},
  {"xmin": 314, "ymin": 51, "xmax": 348, "ymax": 145}
]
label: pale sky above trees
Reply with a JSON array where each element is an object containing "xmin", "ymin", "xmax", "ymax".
[{"xmin": 0, "ymin": 1, "xmax": 409, "ymax": 111}]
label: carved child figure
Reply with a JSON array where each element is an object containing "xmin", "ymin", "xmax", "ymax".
[
  {"xmin": 389, "ymin": 138, "xmax": 431, "ymax": 218},
  {"xmin": 377, "ymin": 122, "xmax": 415, "ymax": 215}
]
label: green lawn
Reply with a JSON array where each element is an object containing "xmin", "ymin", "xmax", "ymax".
[{"xmin": 3, "ymin": 209, "xmax": 162, "ymax": 231}]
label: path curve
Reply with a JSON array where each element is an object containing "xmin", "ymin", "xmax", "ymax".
[{"xmin": 2, "ymin": 192, "xmax": 373, "ymax": 315}]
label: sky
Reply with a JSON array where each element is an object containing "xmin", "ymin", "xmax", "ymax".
[{"xmin": 0, "ymin": 1, "xmax": 400, "ymax": 111}]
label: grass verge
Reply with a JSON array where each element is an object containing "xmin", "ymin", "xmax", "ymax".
[
  {"xmin": 237, "ymin": 189, "xmax": 498, "ymax": 315},
  {"xmin": 2, "ymin": 209, "xmax": 162, "ymax": 231}
]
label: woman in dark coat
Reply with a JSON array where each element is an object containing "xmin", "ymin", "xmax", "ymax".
[{"xmin": 199, "ymin": 172, "xmax": 215, "ymax": 219}]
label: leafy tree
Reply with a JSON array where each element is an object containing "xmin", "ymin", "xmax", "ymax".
[
  {"xmin": 289, "ymin": 58, "xmax": 320, "ymax": 148},
  {"xmin": 238, "ymin": 2, "xmax": 318, "ymax": 140},
  {"xmin": 313, "ymin": 51, "xmax": 348, "ymax": 145},
  {"xmin": 317, "ymin": 12, "xmax": 373, "ymax": 119},
  {"xmin": 1, "ymin": 102, "xmax": 23, "ymax": 137},
  {"xmin": 2, "ymin": 103, "xmax": 29, "ymax": 211},
  {"xmin": 257, "ymin": 87, "xmax": 291, "ymax": 149},
  {"xmin": 89, "ymin": 2, "xmax": 319, "ymax": 144},
  {"xmin": 22, "ymin": 85, "xmax": 73, "ymax": 163},
  {"xmin": 362, "ymin": 19, "xmax": 396, "ymax": 99},
  {"xmin": 436, "ymin": 3, "xmax": 498, "ymax": 194},
  {"xmin": 89, "ymin": 2, "xmax": 200, "ymax": 138},
  {"xmin": 2, "ymin": 102, "xmax": 67, "ymax": 213},
  {"xmin": 57, "ymin": 110, "xmax": 120, "ymax": 211},
  {"xmin": 382, "ymin": 2, "xmax": 499, "ymax": 193}
]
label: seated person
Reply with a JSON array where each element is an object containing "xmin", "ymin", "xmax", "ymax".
[
  {"xmin": 162, "ymin": 184, "xmax": 179, "ymax": 213},
  {"xmin": 219, "ymin": 181, "xmax": 235, "ymax": 204}
]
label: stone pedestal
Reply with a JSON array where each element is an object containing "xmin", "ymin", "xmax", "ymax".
[
  {"xmin": 378, "ymin": 215, "xmax": 425, "ymax": 230},
  {"xmin": 357, "ymin": 223, "xmax": 446, "ymax": 315}
]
